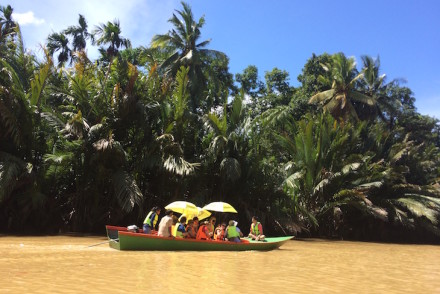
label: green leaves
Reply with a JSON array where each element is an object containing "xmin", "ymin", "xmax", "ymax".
[
  {"xmin": 308, "ymin": 53, "xmax": 376, "ymax": 121},
  {"xmin": 172, "ymin": 66, "xmax": 190, "ymax": 123},
  {"xmin": 92, "ymin": 19, "xmax": 131, "ymax": 57},
  {"xmin": 30, "ymin": 54, "xmax": 52, "ymax": 107},
  {"xmin": 395, "ymin": 196, "xmax": 439, "ymax": 225},
  {"xmin": 206, "ymin": 112, "xmax": 227, "ymax": 136}
]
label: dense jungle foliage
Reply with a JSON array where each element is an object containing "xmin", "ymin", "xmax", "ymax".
[{"xmin": 1, "ymin": 3, "xmax": 439, "ymax": 242}]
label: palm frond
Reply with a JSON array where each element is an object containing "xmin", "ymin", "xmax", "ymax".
[
  {"xmin": 163, "ymin": 155, "xmax": 198, "ymax": 176},
  {"xmin": 40, "ymin": 111, "xmax": 65, "ymax": 131},
  {"xmin": 205, "ymin": 112, "xmax": 227, "ymax": 136},
  {"xmin": 395, "ymin": 195, "xmax": 440, "ymax": 225},
  {"xmin": 350, "ymin": 91, "xmax": 376, "ymax": 106},
  {"xmin": 112, "ymin": 170, "xmax": 143, "ymax": 213},
  {"xmin": 209, "ymin": 135, "xmax": 228, "ymax": 157},
  {"xmin": 220, "ymin": 157, "xmax": 241, "ymax": 182},
  {"xmin": 30, "ymin": 52, "xmax": 52, "ymax": 107},
  {"xmin": 309, "ymin": 89, "xmax": 335, "ymax": 104},
  {"xmin": 172, "ymin": 66, "xmax": 189, "ymax": 121},
  {"xmin": 254, "ymin": 105, "xmax": 292, "ymax": 129}
]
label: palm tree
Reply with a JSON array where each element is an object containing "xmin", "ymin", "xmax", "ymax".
[
  {"xmin": 93, "ymin": 19, "xmax": 131, "ymax": 59},
  {"xmin": 204, "ymin": 90, "xmax": 248, "ymax": 184},
  {"xmin": 156, "ymin": 66, "xmax": 199, "ymax": 177},
  {"xmin": 309, "ymin": 53, "xmax": 376, "ymax": 121},
  {"xmin": 361, "ymin": 56, "xmax": 386, "ymax": 95},
  {"xmin": 47, "ymin": 32, "xmax": 71, "ymax": 65},
  {"xmin": 359, "ymin": 55, "xmax": 403, "ymax": 125},
  {"xmin": 92, "ymin": 19, "xmax": 131, "ymax": 84},
  {"xmin": 64, "ymin": 14, "xmax": 90, "ymax": 53},
  {"xmin": 151, "ymin": 1, "xmax": 227, "ymax": 112},
  {"xmin": 0, "ymin": 5, "xmax": 16, "ymax": 41}
]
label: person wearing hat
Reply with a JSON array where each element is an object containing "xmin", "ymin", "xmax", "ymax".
[
  {"xmin": 158, "ymin": 210, "xmax": 174, "ymax": 237},
  {"xmin": 143, "ymin": 206, "xmax": 161, "ymax": 234},
  {"xmin": 225, "ymin": 220, "xmax": 242, "ymax": 242}
]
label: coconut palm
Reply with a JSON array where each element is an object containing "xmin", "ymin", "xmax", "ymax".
[
  {"xmin": 309, "ymin": 53, "xmax": 376, "ymax": 121},
  {"xmin": 356, "ymin": 55, "xmax": 402, "ymax": 123},
  {"xmin": 152, "ymin": 1, "xmax": 227, "ymax": 112}
]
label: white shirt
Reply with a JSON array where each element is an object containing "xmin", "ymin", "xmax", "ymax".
[{"xmin": 157, "ymin": 215, "xmax": 173, "ymax": 237}]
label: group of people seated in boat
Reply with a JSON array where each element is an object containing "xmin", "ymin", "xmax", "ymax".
[{"xmin": 142, "ymin": 207, "xmax": 265, "ymax": 242}]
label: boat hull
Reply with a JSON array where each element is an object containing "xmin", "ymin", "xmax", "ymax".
[{"xmin": 106, "ymin": 225, "xmax": 293, "ymax": 251}]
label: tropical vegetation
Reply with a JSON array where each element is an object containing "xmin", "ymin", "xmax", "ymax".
[{"xmin": 1, "ymin": 3, "xmax": 439, "ymax": 242}]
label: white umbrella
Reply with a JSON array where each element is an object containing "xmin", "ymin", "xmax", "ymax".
[{"xmin": 203, "ymin": 201, "xmax": 238, "ymax": 213}]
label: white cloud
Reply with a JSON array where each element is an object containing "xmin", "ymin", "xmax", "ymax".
[
  {"xmin": 12, "ymin": 11, "xmax": 45, "ymax": 26},
  {"xmin": 9, "ymin": 0, "xmax": 178, "ymax": 57}
]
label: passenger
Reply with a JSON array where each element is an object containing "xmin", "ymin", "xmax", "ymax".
[
  {"xmin": 248, "ymin": 216, "xmax": 265, "ymax": 241},
  {"xmin": 214, "ymin": 223, "xmax": 226, "ymax": 241},
  {"xmin": 192, "ymin": 217, "xmax": 199, "ymax": 231},
  {"xmin": 225, "ymin": 220, "xmax": 241, "ymax": 242},
  {"xmin": 143, "ymin": 206, "xmax": 161, "ymax": 234},
  {"xmin": 207, "ymin": 216, "xmax": 216, "ymax": 239},
  {"xmin": 234, "ymin": 221, "xmax": 244, "ymax": 238},
  {"xmin": 172, "ymin": 216, "xmax": 187, "ymax": 238},
  {"xmin": 186, "ymin": 220, "xmax": 197, "ymax": 239},
  {"xmin": 196, "ymin": 221, "xmax": 212, "ymax": 240},
  {"xmin": 158, "ymin": 210, "xmax": 174, "ymax": 237},
  {"xmin": 178, "ymin": 214, "xmax": 187, "ymax": 223},
  {"xmin": 170, "ymin": 215, "xmax": 178, "ymax": 236}
]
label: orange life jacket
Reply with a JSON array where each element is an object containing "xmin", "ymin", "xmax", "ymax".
[
  {"xmin": 196, "ymin": 225, "xmax": 209, "ymax": 240},
  {"xmin": 215, "ymin": 227, "xmax": 225, "ymax": 241}
]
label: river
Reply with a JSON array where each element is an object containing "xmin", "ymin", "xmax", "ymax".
[{"xmin": 0, "ymin": 236, "xmax": 439, "ymax": 293}]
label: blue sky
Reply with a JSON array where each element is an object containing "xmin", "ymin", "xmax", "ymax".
[{"xmin": 8, "ymin": 0, "xmax": 440, "ymax": 118}]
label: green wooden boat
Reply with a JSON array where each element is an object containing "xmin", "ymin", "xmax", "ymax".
[{"xmin": 106, "ymin": 225, "xmax": 293, "ymax": 251}]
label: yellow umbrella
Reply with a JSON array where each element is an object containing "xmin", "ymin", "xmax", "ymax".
[
  {"xmin": 165, "ymin": 201, "xmax": 198, "ymax": 216},
  {"xmin": 196, "ymin": 207, "xmax": 211, "ymax": 220},
  {"xmin": 180, "ymin": 207, "xmax": 211, "ymax": 223},
  {"xmin": 202, "ymin": 201, "xmax": 238, "ymax": 213}
]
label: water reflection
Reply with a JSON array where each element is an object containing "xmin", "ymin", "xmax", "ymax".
[{"xmin": 0, "ymin": 236, "xmax": 439, "ymax": 293}]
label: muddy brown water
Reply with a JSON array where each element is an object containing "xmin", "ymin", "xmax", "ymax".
[{"xmin": 1, "ymin": 236, "xmax": 439, "ymax": 293}]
